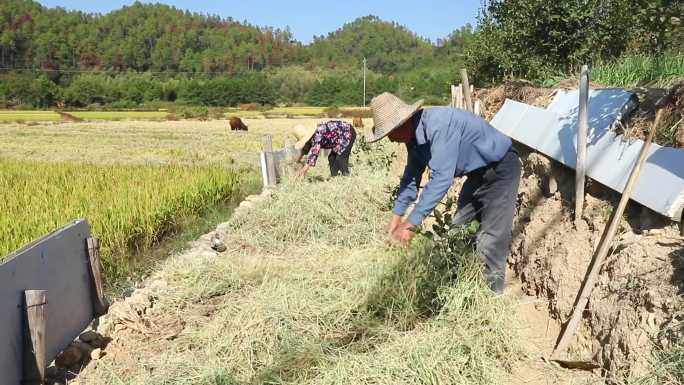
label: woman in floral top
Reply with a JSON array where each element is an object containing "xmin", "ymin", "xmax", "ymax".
[{"xmin": 293, "ymin": 120, "xmax": 357, "ymax": 177}]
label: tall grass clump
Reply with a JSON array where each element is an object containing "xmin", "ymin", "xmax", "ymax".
[
  {"xmin": 593, "ymin": 54, "xmax": 684, "ymax": 88},
  {"xmin": 0, "ymin": 158, "xmax": 256, "ymax": 280}
]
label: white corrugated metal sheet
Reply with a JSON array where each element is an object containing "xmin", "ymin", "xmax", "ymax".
[{"xmin": 490, "ymin": 90, "xmax": 684, "ymax": 221}]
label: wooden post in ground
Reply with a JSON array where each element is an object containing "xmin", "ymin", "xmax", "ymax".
[
  {"xmin": 474, "ymin": 100, "xmax": 482, "ymax": 116},
  {"xmin": 460, "ymin": 69, "xmax": 474, "ymax": 113},
  {"xmin": 23, "ymin": 290, "xmax": 47, "ymax": 385},
  {"xmin": 450, "ymin": 85, "xmax": 457, "ymax": 107},
  {"xmin": 456, "ymin": 84, "xmax": 463, "ymax": 108},
  {"xmin": 552, "ymin": 110, "xmax": 663, "ymax": 360},
  {"xmin": 575, "ymin": 65, "xmax": 590, "ymax": 225},
  {"xmin": 86, "ymin": 237, "xmax": 108, "ymax": 317},
  {"xmin": 262, "ymin": 135, "xmax": 277, "ymax": 187},
  {"xmin": 259, "ymin": 152, "xmax": 269, "ymax": 189}
]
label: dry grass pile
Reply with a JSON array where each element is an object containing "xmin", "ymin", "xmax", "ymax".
[
  {"xmin": 81, "ymin": 148, "xmax": 518, "ymax": 385},
  {"xmin": 473, "ymin": 79, "xmax": 555, "ymax": 120}
]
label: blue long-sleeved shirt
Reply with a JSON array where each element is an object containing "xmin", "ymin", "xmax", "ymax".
[{"xmin": 393, "ymin": 107, "xmax": 512, "ymax": 226}]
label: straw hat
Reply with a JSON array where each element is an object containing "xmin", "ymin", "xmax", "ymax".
[
  {"xmin": 291, "ymin": 124, "xmax": 316, "ymax": 150},
  {"xmin": 367, "ymin": 92, "xmax": 423, "ymax": 143}
]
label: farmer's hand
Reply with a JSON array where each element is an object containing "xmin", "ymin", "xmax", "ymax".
[
  {"xmin": 386, "ymin": 214, "xmax": 403, "ymax": 236},
  {"xmin": 390, "ymin": 221, "xmax": 415, "ymax": 246},
  {"xmin": 296, "ymin": 164, "xmax": 311, "ymax": 179}
]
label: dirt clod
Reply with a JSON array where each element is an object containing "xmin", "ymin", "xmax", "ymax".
[{"xmin": 55, "ymin": 345, "xmax": 82, "ymax": 368}]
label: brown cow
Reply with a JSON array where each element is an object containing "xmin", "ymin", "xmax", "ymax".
[
  {"xmin": 352, "ymin": 117, "xmax": 364, "ymax": 128},
  {"xmin": 229, "ymin": 116, "xmax": 248, "ymax": 131}
]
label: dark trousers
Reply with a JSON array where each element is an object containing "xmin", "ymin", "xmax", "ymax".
[
  {"xmin": 328, "ymin": 128, "xmax": 357, "ymax": 177},
  {"xmin": 452, "ymin": 149, "xmax": 521, "ymax": 293}
]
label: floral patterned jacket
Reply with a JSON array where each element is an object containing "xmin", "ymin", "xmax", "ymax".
[{"xmin": 303, "ymin": 120, "xmax": 355, "ymax": 166}]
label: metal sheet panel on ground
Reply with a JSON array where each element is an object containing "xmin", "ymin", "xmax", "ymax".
[{"xmin": 0, "ymin": 220, "xmax": 93, "ymax": 385}]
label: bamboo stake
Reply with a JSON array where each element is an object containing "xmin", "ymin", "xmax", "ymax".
[
  {"xmin": 450, "ymin": 85, "xmax": 457, "ymax": 107},
  {"xmin": 457, "ymin": 85, "xmax": 462, "ymax": 108},
  {"xmin": 86, "ymin": 237, "xmax": 108, "ymax": 317},
  {"xmin": 552, "ymin": 110, "xmax": 664, "ymax": 359},
  {"xmin": 23, "ymin": 290, "xmax": 47, "ymax": 385},
  {"xmin": 575, "ymin": 65, "xmax": 590, "ymax": 225},
  {"xmin": 474, "ymin": 100, "xmax": 481, "ymax": 116},
  {"xmin": 460, "ymin": 69, "xmax": 473, "ymax": 112},
  {"xmin": 262, "ymin": 135, "xmax": 277, "ymax": 186}
]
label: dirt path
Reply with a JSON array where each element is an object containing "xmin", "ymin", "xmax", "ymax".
[{"xmin": 504, "ymin": 274, "xmax": 600, "ymax": 385}]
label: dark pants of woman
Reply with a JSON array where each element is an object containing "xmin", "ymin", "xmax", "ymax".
[
  {"xmin": 328, "ymin": 128, "xmax": 357, "ymax": 177},
  {"xmin": 451, "ymin": 148, "xmax": 521, "ymax": 293}
]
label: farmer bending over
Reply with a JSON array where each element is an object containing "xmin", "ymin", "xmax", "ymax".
[
  {"xmin": 293, "ymin": 120, "xmax": 357, "ymax": 178},
  {"xmin": 368, "ymin": 92, "xmax": 521, "ymax": 293}
]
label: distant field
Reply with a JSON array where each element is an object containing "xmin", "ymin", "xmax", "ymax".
[
  {"xmin": 0, "ymin": 110, "xmax": 61, "ymax": 121},
  {"xmin": 0, "ymin": 118, "xmax": 337, "ymax": 279},
  {"xmin": 0, "ymin": 118, "xmax": 338, "ymax": 166},
  {"xmin": 0, "ymin": 117, "xmax": 369, "ymax": 278},
  {"xmin": 0, "ymin": 106, "xmax": 370, "ymax": 122},
  {"xmin": 0, "ymin": 110, "xmax": 169, "ymax": 122},
  {"xmin": 70, "ymin": 111, "xmax": 169, "ymax": 120}
]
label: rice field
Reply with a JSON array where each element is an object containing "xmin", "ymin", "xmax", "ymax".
[
  {"xmin": 0, "ymin": 106, "xmax": 371, "ymax": 122},
  {"xmin": 0, "ymin": 110, "xmax": 62, "ymax": 121},
  {"xmin": 0, "ymin": 118, "xmax": 319, "ymax": 281},
  {"xmin": 0, "ymin": 117, "xmax": 370, "ymax": 282},
  {"xmin": 0, "ymin": 118, "xmax": 339, "ymax": 166},
  {"xmin": 69, "ymin": 111, "xmax": 169, "ymax": 120},
  {"xmin": 0, "ymin": 159, "xmax": 255, "ymax": 280},
  {"xmin": 0, "ymin": 110, "xmax": 169, "ymax": 122}
]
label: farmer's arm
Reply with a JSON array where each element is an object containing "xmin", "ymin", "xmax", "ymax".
[
  {"xmin": 388, "ymin": 145, "xmax": 426, "ymax": 234},
  {"xmin": 392, "ymin": 144, "xmax": 427, "ymax": 217},
  {"xmin": 406, "ymin": 128, "xmax": 460, "ymax": 226},
  {"xmin": 297, "ymin": 130, "xmax": 322, "ymax": 177}
]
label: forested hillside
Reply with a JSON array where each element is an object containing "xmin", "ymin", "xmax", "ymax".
[
  {"xmin": 0, "ymin": 0, "xmax": 681, "ymax": 109},
  {"xmin": 0, "ymin": 0, "xmax": 306, "ymax": 72}
]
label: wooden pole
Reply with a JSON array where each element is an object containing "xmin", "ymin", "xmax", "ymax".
[
  {"xmin": 23, "ymin": 290, "xmax": 47, "ymax": 385},
  {"xmin": 86, "ymin": 237, "xmax": 108, "ymax": 317},
  {"xmin": 363, "ymin": 57, "xmax": 367, "ymax": 107},
  {"xmin": 259, "ymin": 151, "xmax": 269, "ymax": 189},
  {"xmin": 262, "ymin": 135, "xmax": 277, "ymax": 186},
  {"xmin": 552, "ymin": 110, "xmax": 664, "ymax": 359},
  {"xmin": 460, "ymin": 69, "xmax": 474, "ymax": 113},
  {"xmin": 474, "ymin": 100, "xmax": 482, "ymax": 116},
  {"xmin": 575, "ymin": 65, "xmax": 590, "ymax": 224},
  {"xmin": 450, "ymin": 85, "xmax": 457, "ymax": 107},
  {"xmin": 455, "ymin": 84, "xmax": 463, "ymax": 109}
]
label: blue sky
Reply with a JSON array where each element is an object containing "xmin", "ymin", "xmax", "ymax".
[{"xmin": 37, "ymin": 0, "xmax": 481, "ymax": 43}]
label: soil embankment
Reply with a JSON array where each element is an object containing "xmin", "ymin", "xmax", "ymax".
[{"xmin": 478, "ymin": 80, "xmax": 684, "ymax": 380}]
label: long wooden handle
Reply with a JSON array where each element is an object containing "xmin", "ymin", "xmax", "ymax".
[
  {"xmin": 575, "ymin": 65, "xmax": 589, "ymax": 224},
  {"xmin": 552, "ymin": 109, "xmax": 664, "ymax": 358}
]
